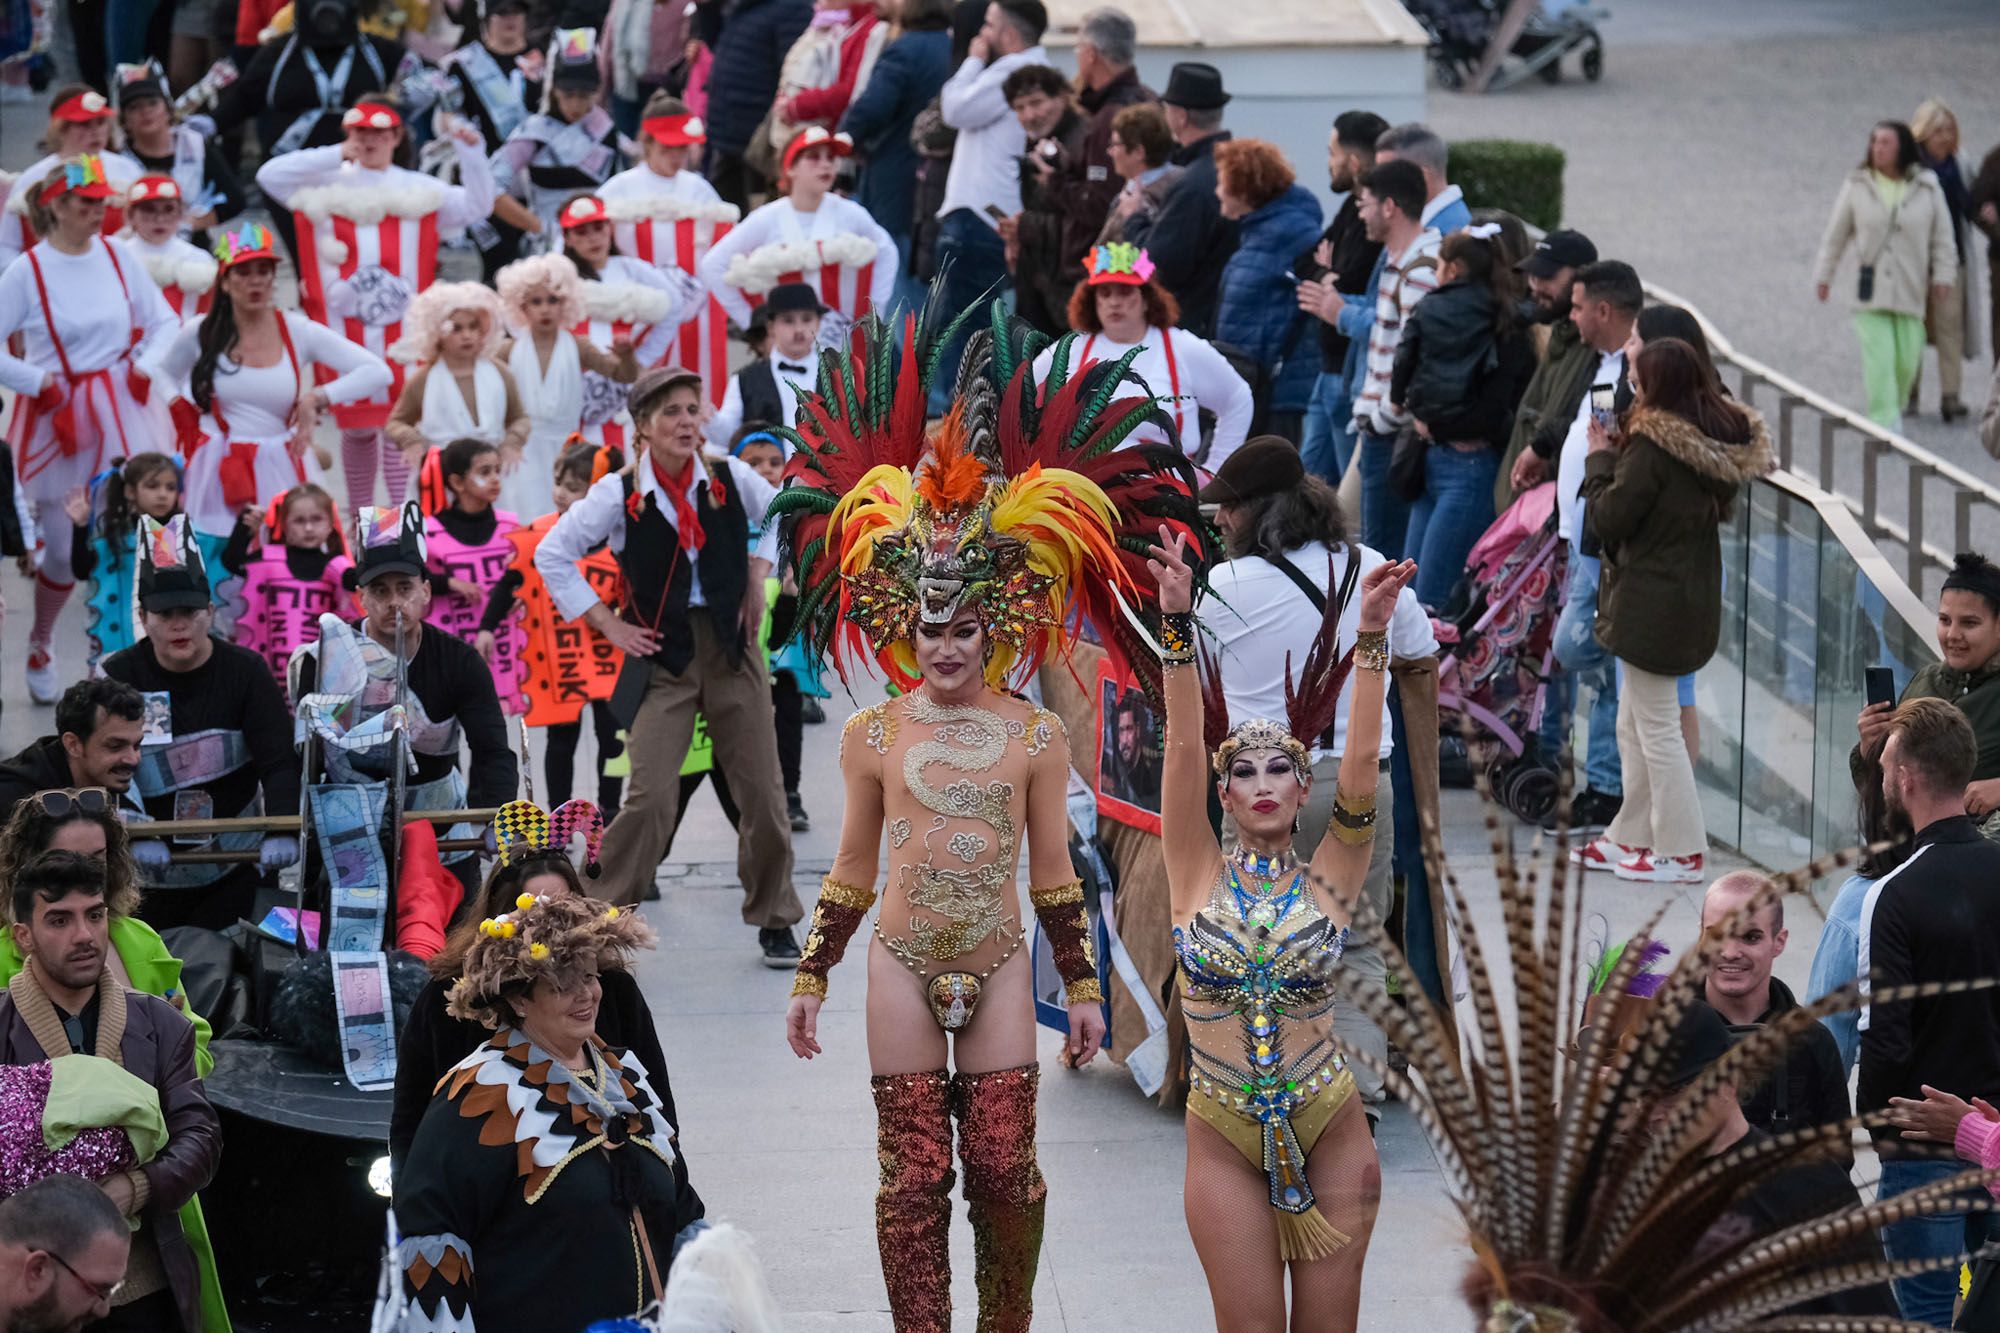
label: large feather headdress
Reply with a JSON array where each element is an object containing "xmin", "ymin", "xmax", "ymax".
[{"xmin": 770, "ymin": 291, "xmax": 1210, "ymax": 695}]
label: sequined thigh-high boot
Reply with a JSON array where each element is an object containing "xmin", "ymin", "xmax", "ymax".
[
  {"xmin": 872, "ymin": 1069, "xmax": 956, "ymax": 1332},
  {"xmin": 952, "ymin": 1064, "xmax": 1046, "ymax": 1333}
]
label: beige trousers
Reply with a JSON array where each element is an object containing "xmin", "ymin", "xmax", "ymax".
[
  {"xmin": 1604, "ymin": 663, "xmax": 1707, "ymax": 858},
  {"xmin": 593, "ymin": 613, "xmax": 803, "ymax": 926},
  {"xmin": 1927, "ymin": 279, "xmax": 1966, "ymax": 398}
]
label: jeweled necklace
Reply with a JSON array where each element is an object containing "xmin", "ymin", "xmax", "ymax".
[
  {"xmin": 1227, "ymin": 846, "xmax": 1304, "ymax": 929},
  {"xmin": 1232, "ymin": 845, "xmax": 1298, "ymax": 883}
]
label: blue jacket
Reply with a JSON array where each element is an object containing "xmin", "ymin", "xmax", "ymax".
[
  {"xmin": 704, "ymin": 0, "xmax": 813, "ymax": 156},
  {"xmin": 1214, "ymin": 183, "xmax": 1324, "ymax": 415},
  {"xmin": 838, "ymin": 27, "xmax": 951, "ymax": 245}
]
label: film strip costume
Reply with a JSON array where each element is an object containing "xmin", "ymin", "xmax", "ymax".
[
  {"xmin": 489, "ymin": 30, "xmax": 622, "ymax": 251},
  {"xmin": 774, "ymin": 298, "xmax": 1205, "ymax": 1331}
]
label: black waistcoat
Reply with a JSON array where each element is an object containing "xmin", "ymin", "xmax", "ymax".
[
  {"xmin": 618, "ymin": 466, "xmax": 751, "ymax": 674},
  {"xmin": 737, "ymin": 360, "xmax": 785, "ymax": 430}
]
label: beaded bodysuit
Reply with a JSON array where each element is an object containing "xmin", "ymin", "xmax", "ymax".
[
  {"xmin": 845, "ymin": 691, "xmax": 1064, "ymax": 1028},
  {"xmin": 1174, "ymin": 858, "xmax": 1355, "ymax": 1259}
]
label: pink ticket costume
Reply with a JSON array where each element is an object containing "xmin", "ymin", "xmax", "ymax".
[
  {"xmin": 237, "ymin": 542, "xmax": 357, "ymax": 689},
  {"xmin": 425, "ymin": 510, "xmax": 527, "ymax": 714}
]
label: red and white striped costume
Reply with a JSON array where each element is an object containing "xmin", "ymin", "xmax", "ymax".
[
  {"xmin": 696, "ymin": 194, "xmax": 896, "ymax": 339},
  {"xmin": 572, "ymin": 255, "xmax": 698, "ymax": 452},
  {"xmin": 599, "ymin": 166, "xmax": 738, "ymax": 406},
  {"xmin": 128, "ymin": 234, "xmax": 218, "ymax": 322},
  {"xmin": 253, "ymin": 141, "xmax": 497, "ymax": 430}
]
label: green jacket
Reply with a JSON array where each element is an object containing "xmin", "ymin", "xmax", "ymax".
[
  {"xmin": 1581, "ymin": 405, "xmax": 1774, "ymax": 677},
  {"xmin": 1496, "ymin": 315, "xmax": 1599, "ymax": 510},
  {"xmin": 1850, "ymin": 658, "xmax": 2000, "ymax": 790}
]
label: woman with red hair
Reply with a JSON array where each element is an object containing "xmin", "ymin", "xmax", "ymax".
[{"xmin": 1032, "ymin": 241, "xmax": 1255, "ymax": 468}]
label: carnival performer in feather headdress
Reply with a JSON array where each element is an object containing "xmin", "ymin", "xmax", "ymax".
[{"xmin": 776, "ymin": 297, "xmax": 1208, "ymax": 1331}]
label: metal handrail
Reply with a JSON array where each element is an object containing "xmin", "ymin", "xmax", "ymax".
[{"xmin": 1643, "ymin": 278, "xmax": 1999, "ymax": 590}]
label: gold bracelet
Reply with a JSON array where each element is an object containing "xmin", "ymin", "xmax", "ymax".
[{"xmin": 1353, "ymin": 629, "xmax": 1389, "ymax": 673}]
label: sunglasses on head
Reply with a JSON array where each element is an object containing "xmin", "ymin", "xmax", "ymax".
[{"xmin": 35, "ymin": 788, "xmax": 111, "ymax": 819}]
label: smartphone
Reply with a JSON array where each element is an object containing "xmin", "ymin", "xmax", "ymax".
[
  {"xmin": 982, "ymin": 203, "xmax": 1009, "ymax": 222},
  {"xmin": 1589, "ymin": 383, "xmax": 1617, "ymax": 427},
  {"xmin": 1865, "ymin": 666, "xmax": 1896, "ymax": 708}
]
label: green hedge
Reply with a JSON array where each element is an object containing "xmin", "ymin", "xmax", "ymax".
[{"xmin": 1447, "ymin": 140, "xmax": 1565, "ymax": 232}]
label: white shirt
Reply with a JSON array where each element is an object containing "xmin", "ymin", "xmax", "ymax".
[
  {"xmin": 1555, "ymin": 348, "xmax": 1623, "ymax": 544},
  {"xmin": 705, "ymin": 347, "xmax": 813, "ymax": 449},
  {"xmin": 937, "ymin": 46, "xmax": 1047, "ymax": 224},
  {"xmin": 695, "ymin": 194, "xmax": 897, "ymax": 329},
  {"xmin": 145, "ymin": 310, "xmax": 392, "ymax": 435},
  {"xmin": 0, "ymin": 237, "xmax": 179, "ymax": 394},
  {"xmin": 535, "ymin": 452, "xmax": 782, "ymax": 620},
  {"xmin": 254, "ymin": 141, "xmax": 497, "ymax": 235},
  {"xmin": 1028, "ymin": 324, "xmax": 1254, "ymax": 467},
  {"xmin": 1204, "ymin": 540, "xmax": 1440, "ymax": 761}
]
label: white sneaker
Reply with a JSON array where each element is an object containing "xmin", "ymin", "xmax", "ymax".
[
  {"xmin": 1613, "ymin": 850, "xmax": 1705, "ymax": 884},
  {"xmin": 26, "ymin": 648, "xmax": 57, "ymax": 705},
  {"xmin": 1570, "ymin": 835, "xmax": 1636, "ymax": 871}
]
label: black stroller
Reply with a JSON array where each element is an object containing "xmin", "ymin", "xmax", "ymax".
[{"xmin": 1405, "ymin": 0, "xmax": 1607, "ymax": 91}]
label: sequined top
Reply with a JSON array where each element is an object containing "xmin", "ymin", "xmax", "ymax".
[
  {"xmin": 1174, "ymin": 864, "xmax": 1350, "ymax": 1135},
  {"xmin": 835, "ymin": 690, "xmax": 1068, "ymax": 983}
]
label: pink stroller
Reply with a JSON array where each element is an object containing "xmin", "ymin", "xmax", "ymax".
[{"xmin": 1432, "ymin": 483, "xmax": 1570, "ymax": 820}]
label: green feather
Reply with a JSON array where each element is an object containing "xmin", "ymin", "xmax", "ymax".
[
  {"xmin": 1046, "ymin": 332, "xmax": 1075, "ymax": 403},
  {"xmin": 989, "ymin": 302, "xmax": 1016, "ymax": 387},
  {"xmin": 766, "ymin": 488, "xmax": 838, "ymax": 518},
  {"xmin": 1069, "ymin": 347, "xmax": 1149, "ymax": 451},
  {"xmin": 919, "ymin": 297, "xmax": 986, "ymax": 387}
]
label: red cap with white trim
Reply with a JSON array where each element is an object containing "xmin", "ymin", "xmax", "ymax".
[
  {"xmin": 558, "ymin": 195, "xmax": 610, "ymax": 229},
  {"xmin": 127, "ymin": 175, "xmax": 183, "ymax": 206},
  {"xmin": 342, "ymin": 103, "xmax": 403, "ymax": 131},
  {"xmin": 641, "ymin": 113, "xmax": 705, "ymax": 146},
  {"xmin": 51, "ymin": 90, "xmax": 112, "ymax": 123},
  {"xmin": 782, "ymin": 126, "xmax": 853, "ymax": 175}
]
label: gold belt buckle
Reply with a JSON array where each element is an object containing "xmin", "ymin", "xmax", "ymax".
[{"xmin": 927, "ymin": 972, "xmax": 982, "ymax": 1031}]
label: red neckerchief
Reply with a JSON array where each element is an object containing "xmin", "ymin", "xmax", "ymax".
[{"xmin": 649, "ymin": 456, "xmax": 706, "ymax": 555}]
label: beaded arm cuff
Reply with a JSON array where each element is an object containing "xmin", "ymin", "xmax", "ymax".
[
  {"xmin": 1328, "ymin": 785, "xmax": 1378, "ymax": 847},
  {"xmin": 1028, "ymin": 879, "xmax": 1104, "ymax": 1003},
  {"xmin": 791, "ymin": 877, "xmax": 878, "ymax": 999},
  {"xmin": 1158, "ymin": 611, "xmax": 1197, "ymax": 666},
  {"xmin": 1353, "ymin": 628, "xmax": 1389, "ymax": 673}
]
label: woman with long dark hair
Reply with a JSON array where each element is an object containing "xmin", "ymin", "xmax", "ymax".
[
  {"xmin": 146, "ymin": 222, "xmax": 391, "ymax": 549},
  {"xmin": 1577, "ymin": 338, "xmax": 1772, "ymax": 884},
  {"xmin": 1812, "ymin": 120, "xmax": 1957, "ymax": 430}
]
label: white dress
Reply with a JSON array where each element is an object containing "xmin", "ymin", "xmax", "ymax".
[{"xmin": 503, "ymin": 330, "xmax": 582, "ymax": 516}]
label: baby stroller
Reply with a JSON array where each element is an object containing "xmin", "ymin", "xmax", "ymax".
[
  {"xmin": 1405, "ymin": 0, "xmax": 1606, "ymax": 92},
  {"xmin": 1432, "ymin": 483, "xmax": 1569, "ymax": 821}
]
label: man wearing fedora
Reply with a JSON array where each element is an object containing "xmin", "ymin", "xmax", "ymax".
[
  {"xmin": 1137, "ymin": 60, "xmax": 1238, "ymax": 338},
  {"xmin": 705, "ymin": 281, "xmax": 824, "ymax": 449}
]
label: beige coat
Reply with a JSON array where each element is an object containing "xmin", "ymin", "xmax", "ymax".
[{"xmin": 1813, "ymin": 165, "xmax": 1958, "ymax": 319}]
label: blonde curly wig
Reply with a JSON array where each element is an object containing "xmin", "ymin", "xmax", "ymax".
[
  {"xmin": 446, "ymin": 891, "xmax": 657, "ymax": 1031},
  {"xmin": 388, "ymin": 280, "xmax": 507, "ymax": 365},
  {"xmin": 496, "ymin": 251, "xmax": 588, "ymax": 331}
]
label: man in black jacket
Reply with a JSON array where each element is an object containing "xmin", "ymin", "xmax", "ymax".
[
  {"xmin": 1698, "ymin": 872, "xmax": 1850, "ymax": 1155},
  {"xmin": 1138, "ymin": 61, "xmax": 1235, "ymax": 338},
  {"xmin": 1001, "ymin": 63, "xmax": 1089, "ymax": 335},
  {"xmin": 0, "ymin": 681, "xmax": 145, "ymax": 819},
  {"xmin": 1293, "ymin": 108, "xmax": 1387, "ymax": 486},
  {"xmin": 1500, "ymin": 227, "xmax": 1600, "ymax": 508},
  {"xmin": 1860, "ymin": 697, "xmax": 2000, "ymax": 1325},
  {"xmin": 1059, "ymin": 7, "xmax": 1153, "ymax": 279}
]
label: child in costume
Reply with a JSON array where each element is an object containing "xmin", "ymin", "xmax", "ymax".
[
  {"xmin": 421, "ymin": 436, "xmax": 527, "ymax": 714},
  {"xmin": 494, "ymin": 252, "xmax": 639, "ymax": 516},
  {"xmin": 66, "ymin": 450, "xmax": 181, "ymax": 664},
  {"xmin": 121, "ymin": 176, "xmax": 216, "ymax": 321},
  {"xmin": 222, "ymin": 482, "xmax": 355, "ymax": 689},
  {"xmin": 387, "ymin": 280, "xmax": 531, "ymax": 478},
  {"xmin": 704, "ymin": 280, "xmax": 821, "ymax": 449},
  {"xmin": 480, "ymin": 439, "xmax": 626, "ymax": 811},
  {"xmin": 488, "ymin": 29, "xmax": 623, "ymax": 253}
]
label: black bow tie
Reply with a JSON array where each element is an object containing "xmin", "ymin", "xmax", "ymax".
[{"xmin": 777, "ymin": 362, "xmax": 809, "ymax": 375}]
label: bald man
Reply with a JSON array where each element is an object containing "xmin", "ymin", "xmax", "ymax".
[{"xmin": 1700, "ymin": 871, "xmax": 1852, "ymax": 1152}]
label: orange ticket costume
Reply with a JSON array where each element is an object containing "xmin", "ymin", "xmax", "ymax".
[{"xmin": 504, "ymin": 512, "xmax": 624, "ymax": 727}]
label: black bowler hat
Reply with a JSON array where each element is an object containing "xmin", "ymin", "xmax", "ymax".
[
  {"xmin": 764, "ymin": 282, "xmax": 827, "ymax": 318},
  {"xmin": 1161, "ymin": 62, "xmax": 1230, "ymax": 111},
  {"xmin": 1518, "ymin": 228, "xmax": 1598, "ymax": 278},
  {"xmin": 1197, "ymin": 436, "xmax": 1305, "ymax": 505}
]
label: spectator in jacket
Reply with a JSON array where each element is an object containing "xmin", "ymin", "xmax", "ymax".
[
  {"xmin": 1293, "ymin": 109, "xmax": 1388, "ymax": 485},
  {"xmin": 1, "ymin": 850, "xmax": 221, "ymax": 1333},
  {"xmin": 1389, "ymin": 226, "xmax": 1536, "ymax": 608},
  {"xmin": 1061, "ymin": 9, "xmax": 1153, "ymax": 269},
  {"xmin": 839, "ymin": 0, "xmax": 953, "ymax": 313},
  {"xmin": 1213, "ymin": 138, "xmax": 1323, "ymax": 443},
  {"xmin": 1348, "ymin": 158, "xmax": 1441, "ymax": 558},
  {"xmin": 1099, "ymin": 102, "xmax": 1178, "ymax": 247},
  {"xmin": 1145, "ymin": 61, "xmax": 1236, "ymax": 339},
  {"xmin": 1501, "ymin": 228, "xmax": 1600, "ymax": 505},
  {"xmin": 0, "ymin": 1177, "xmax": 133, "ymax": 1333},
  {"xmin": 1812, "ymin": 120, "xmax": 1958, "ymax": 430},
  {"xmin": 1699, "ymin": 872, "xmax": 1852, "ymax": 1151},
  {"xmin": 1807, "ymin": 761, "xmax": 1915, "ymax": 1078},
  {"xmin": 0, "ymin": 680, "xmax": 145, "ymax": 820},
  {"xmin": 1377, "ymin": 122, "xmax": 1469, "ymax": 237},
  {"xmin": 1910, "ymin": 100, "xmax": 1976, "ymax": 423},
  {"xmin": 703, "ymin": 0, "xmax": 815, "ymax": 210},
  {"xmin": 1000, "ymin": 63, "xmax": 1089, "ymax": 335},
  {"xmin": 927, "ymin": 0, "xmax": 1050, "ymax": 412},
  {"xmin": 1579, "ymin": 338, "xmax": 1772, "ymax": 884},
  {"xmin": 1860, "ymin": 697, "xmax": 2000, "ymax": 1325}
]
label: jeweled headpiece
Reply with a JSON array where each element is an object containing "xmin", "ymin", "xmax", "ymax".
[
  {"xmin": 1211, "ymin": 718, "xmax": 1310, "ymax": 781},
  {"xmin": 772, "ymin": 295, "xmax": 1210, "ymax": 693},
  {"xmin": 1199, "ymin": 552, "xmax": 1355, "ymax": 779}
]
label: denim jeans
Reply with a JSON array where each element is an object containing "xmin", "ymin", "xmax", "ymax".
[
  {"xmin": 1356, "ymin": 427, "xmax": 1410, "ymax": 560},
  {"xmin": 1537, "ymin": 549, "xmax": 1621, "ymax": 794},
  {"xmin": 927, "ymin": 209, "xmax": 1010, "ymax": 415},
  {"xmin": 1879, "ymin": 1157, "xmax": 1996, "ymax": 1325},
  {"xmin": 1298, "ymin": 370, "xmax": 1356, "ymax": 486},
  {"xmin": 611, "ymin": 93, "xmax": 643, "ymax": 140},
  {"xmin": 1404, "ymin": 445, "xmax": 1498, "ymax": 609}
]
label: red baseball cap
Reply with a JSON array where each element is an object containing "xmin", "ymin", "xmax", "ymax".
[
  {"xmin": 127, "ymin": 175, "xmax": 183, "ymax": 206},
  {"xmin": 641, "ymin": 113, "xmax": 705, "ymax": 146},
  {"xmin": 782, "ymin": 126, "xmax": 852, "ymax": 175},
  {"xmin": 51, "ymin": 90, "xmax": 112, "ymax": 123},
  {"xmin": 559, "ymin": 195, "xmax": 610, "ymax": 229},
  {"xmin": 342, "ymin": 103, "xmax": 403, "ymax": 132}
]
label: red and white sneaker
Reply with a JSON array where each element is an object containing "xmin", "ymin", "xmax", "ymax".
[
  {"xmin": 25, "ymin": 648, "xmax": 57, "ymax": 705},
  {"xmin": 1570, "ymin": 836, "xmax": 1637, "ymax": 871},
  {"xmin": 1613, "ymin": 850, "xmax": 1705, "ymax": 884}
]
